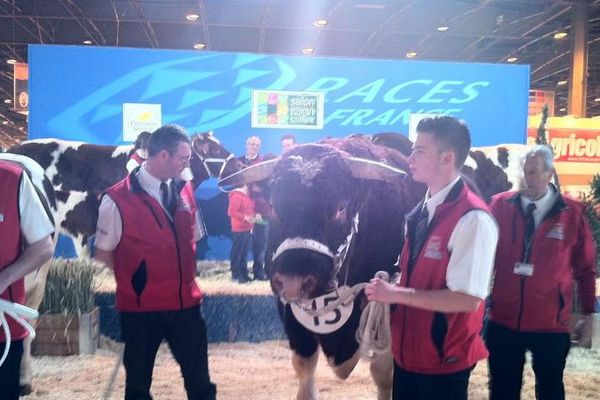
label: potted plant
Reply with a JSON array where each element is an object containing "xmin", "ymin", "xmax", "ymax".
[{"xmin": 32, "ymin": 258, "xmax": 100, "ymax": 355}]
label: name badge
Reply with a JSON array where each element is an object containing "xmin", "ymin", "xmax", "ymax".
[
  {"xmin": 514, "ymin": 262, "xmax": 534, "ymax": 276},
  {"xmin": 0, "ymin": 213, "xmax": 3, "ymax": 222}
]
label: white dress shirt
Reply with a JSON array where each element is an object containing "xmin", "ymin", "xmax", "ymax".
[
  {"xmin": 420, "ymin": 176, "xmax": 499, "ymax": 299},
  {"xmin": 18, "ymin": 172, "xmax": 55, "ymax": 244},
  {"xmin": 520, "ymin": 185, "xmax": 557, "ymax": 229},
  {"xmin": 95, "ymin": 164, "xmax": 204, "ymax": 252}
]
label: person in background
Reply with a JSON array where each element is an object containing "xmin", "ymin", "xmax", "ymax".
[
  {"xmin": 0, "ymin": 160, "xmax": 55, "ymax": 400},
  {"xmin": 95, "ymin": 124, "xmax": 216, "ymax": 400},
  {"xmin": 486, "ymin": 145, "xmax": 597, "ymax": 400},
  {"xmin": 280, "ymin": 134, "xmax": 296, "ymax": 153},
  {"xmin": 227, "ymin": 184, "xmax": 255, "ymax": 284},
  {"xmin": 126, "ymin": 131, "xmax": 152, "ymax": 172},
  {"xmin": 365, "ymin": 115, "xmax": 498, "ymax": 400},
  {"xmin": 236, "ymin": 136, "xmax": 270, "ymax": 280}
]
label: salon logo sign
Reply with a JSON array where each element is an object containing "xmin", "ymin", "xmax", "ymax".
[
  {"xmin": 122, "ymin": 103, "xmax": 162, "ymax": 142},
  {"xmin": 251, "ymin": 90, "xmax": 325, "ymax": 130}
]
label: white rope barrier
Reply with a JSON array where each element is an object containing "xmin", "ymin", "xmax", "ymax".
[{"xmin": 0, "ymin": 298, "xmax": 38, "ymax": 367}]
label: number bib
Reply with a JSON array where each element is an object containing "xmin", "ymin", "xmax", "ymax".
[{"xmin": 290, "ymin": 286, "xmax": 355, "ymax": 334}]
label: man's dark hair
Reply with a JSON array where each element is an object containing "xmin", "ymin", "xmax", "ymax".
[
  {"xmin": 147, "ymin": 124, "xmax": 191, "ymax": 157},
  {"xmin": 416, "ymin": 115, "xmax": 471, "ymax": 168},
  {"xmin": 281, "ymin": 134, "xmax": 296, "ymax": 143},
  {"xmin": 133, "ymin": 131, "xmax": 152, "ymax": 151}
]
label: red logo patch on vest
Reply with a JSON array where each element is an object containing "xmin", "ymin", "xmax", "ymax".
[{"xmin": 423, "ymin": 236, "xmax": 443, "ymax": 260}]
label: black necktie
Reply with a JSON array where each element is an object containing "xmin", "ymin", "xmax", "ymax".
[
  {"xmin": 160, "ymin": 181, "xmax": 173, "ymax": 216},
  {"xmin": 410, "ymin": 205, "xmax": 430, "ymax": 264},
  {"xmin": 523, "ymin": 202, "xmax": 536, "ymax": 261}
]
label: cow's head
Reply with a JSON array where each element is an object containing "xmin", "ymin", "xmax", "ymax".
[
  {"xmin": 189, "ymin": 132, "xmax": 235, "ymax": 186},
  {"xmin": 220, "ymin": 141, "xmax": 408, "ymax": 302}
]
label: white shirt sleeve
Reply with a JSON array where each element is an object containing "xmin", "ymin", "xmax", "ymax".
[
  {"xmin": 19, "ymin": 172, "xmax": 55, "ymax": 244},
  {"xmin": 95, "ymin": 195, "xmax": 122, "ymax": 252},
  {"xmin": 446, "ymin": 210, "xmax": 498, "ymax": 299}
]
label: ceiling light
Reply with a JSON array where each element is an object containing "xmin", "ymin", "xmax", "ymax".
[
  {"xmin": 557, "ymin": 80, "xmax": 567, "ymax": 86},
  {"xmin": 554, "ymin": 29, "xmax": 568, "ymax": 40},
  {"xmin": 83, "ymin": 40, "xmax": 92, "ymax": 45},
  {"xmin": 314, "ymin": 19, "xmax": 328, "ymax": 27},
  {"xmin": 302, "ymin": 47, "xmax": 315, "ymax": 55},
  {"xmin": 507, "ymin": 56, "xmax": 518, "ymax": 63},
  {"xmin": 1, "ymin": 121, "xmax": 8, "ymax": 125},
  {"xmin": 4, "ymin": 99, "xmax": 11, "ymax": 104},
  {"xmin": 559, "ymin": 107, "xmax": 566, "ymax": 112},
  {"xmin": 193, "ymin": 43, "xmax": 206, "ymax": 50},
  {"xmin": 437, "ymin": 25, "xmax": 449, "ymax": 32},
  {"xmin": 186, "ymin": 13, "xmax": 200, "ymax": 21},
  {"xmin": 406, "ymin": 51, "xmax": 418, "ymax": 58},
  {"xmin": 6, "ymin": 59, "xmax": 17, "ymax": 65},
  {"xmin": 594, "ymin": 98, "xmax": 600, "ymax": 102}
]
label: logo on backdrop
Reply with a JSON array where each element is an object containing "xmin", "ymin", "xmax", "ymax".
[
  {"xmin": 122, "ymin": 103, "xmax": 162, "ymax": 142},
  {"xmin": 251, "ymin": 90, "xmax": 325, "ymax": 130}
]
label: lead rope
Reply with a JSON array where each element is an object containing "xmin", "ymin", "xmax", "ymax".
[
  {"xmin": 356, "ymin": 271, "xmax": 393, "ymax": 362},
  {"xmin": 0, "ymin": 298, "xmax": 38, "ymax": 367}
]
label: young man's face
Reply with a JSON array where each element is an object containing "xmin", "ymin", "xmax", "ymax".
[
  {"xmin": 281, "ymin": 138, "xmax": 295, "ymax": 153},
  {"xmin": 408, "ymin": 132, "xmax": 452, "ymax": 186},
  {"xmin": 162, "ymin": 142, "xmax": 192, "ymax": 180},
  {"xmin": 246, "ymin": 137, "xmax": 261, "ymax": 157}
]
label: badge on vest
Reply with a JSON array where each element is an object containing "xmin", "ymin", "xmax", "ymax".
[
  {"xmin": 514, "ymin": 262, "xmax": 534, "ymax": 276},
  {"xmin": 423, "ymin": 236, "xmax": 443, "ymax": 260},
  {"xmin": 0, "ymin": 213, "xmax": 3, "ymax": 222},
  {"xmin": 290, "ymin": 286, "xmax": 354, "ymax": 334},
  {"xmin": 546, "ymin": 223, "xmax": 564, "ymax": 240}
]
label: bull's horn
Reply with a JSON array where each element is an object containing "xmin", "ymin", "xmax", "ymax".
[
  {"xmin": 345, "ymin": 157, "xmax": 407, "ymax": 182},
  {"xmin": 218, "ymin": 158, "xmax": 279, "ymax": 187}
]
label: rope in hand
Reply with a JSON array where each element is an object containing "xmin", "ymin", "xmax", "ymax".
[
  {"xmin": 355, "ymin": 271, "xmax": 393, "ymax": 362},
  {"xmin": 0, "ymin": 298, "xmax": 38, "ymax": 367}
]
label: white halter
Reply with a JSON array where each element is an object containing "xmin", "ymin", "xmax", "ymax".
[{"xmin": 273, "ymin": 237, "xmax": 335, "ymax": 260}]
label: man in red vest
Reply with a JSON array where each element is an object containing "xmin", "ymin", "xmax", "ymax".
[
  {"xmin": 0, "ymin": 161, "xmax": 54, "ymax": 400},
  {"xmin": 486, "ymin": 145, "xmax": 597, "ymax": 400},
  {"xmin": 365, "ymin": 115, "xmax": 498, "ymax": 400},
  {"xmin": 95, "ymin": 125, "xmax": 216, "ymax": 400}
]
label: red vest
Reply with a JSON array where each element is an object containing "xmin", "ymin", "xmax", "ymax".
[
  {"xmin": 108, "ymin": 173, "xmax": 202, "ymax": 312},
  {"xmin": 489, "ymin": 191, "xmax": 597, "ymax": 332},
  {"xmin": 0, "ymin": 161, "xmax": 27, "ymax": 342},
  {"xmin": 391, "ymin": 182, "xmax": 489, "ymax": 374}
]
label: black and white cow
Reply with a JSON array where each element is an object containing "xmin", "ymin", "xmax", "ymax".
[
  {"xmin": 218, "ymin": 135, "xmax": 532, "ymax": 400},
  {"xmin": 7, "ymin": 132, "xmax": 233, "ymax": 256}
]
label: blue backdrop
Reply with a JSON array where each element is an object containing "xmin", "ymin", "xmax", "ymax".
[{"xmin": 28, "ymin": 45, "xmax": 530, "ymax": 259}]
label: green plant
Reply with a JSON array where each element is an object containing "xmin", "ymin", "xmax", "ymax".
[
  {"xmin": 583, "ymin": 174, "xmax": 600, "ymax": 274},
  {"xmin": 38, "ymin": 258, "xmax": 99, "ymax": 315}
]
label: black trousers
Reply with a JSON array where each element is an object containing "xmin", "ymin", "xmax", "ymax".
[
  {"xmin": 230, "ymin": 231, "xmax": 251, "ymax": 280},
  {"xmin": 486, "ymin": 321, "xmax": 571, "ymax": 400},
  {"xmin": 0, "ymin": 339, "xmax": 24, "ymax": 400},
  {"xmin": 393, "ymin": 362, "xmax": 473, "ymax": 400},
  {"xmin": 119, "ymin": 305, "xmax": 216, "ymax": 400},
  {"xmin": 251, "ymin": 223, "xmax": 268, "ymax": 276}
]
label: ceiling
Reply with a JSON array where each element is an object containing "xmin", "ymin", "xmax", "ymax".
[{"xmin": 1, "ymin": 0, "xmax": 600, "ymax": 146}]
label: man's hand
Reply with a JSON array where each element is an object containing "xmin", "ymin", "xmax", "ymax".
[
  {"xmin": 573, "ymin": 314, "xmax": 595, "ymax": 348},
  {"xmin": 365, "ymin": 278, "xmax": 403, "ymax": 304}
]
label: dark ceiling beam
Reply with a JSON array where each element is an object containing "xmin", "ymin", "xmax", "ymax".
[
  {"xmin": 198, "ymin": 0, "xmax": 211, "ymax": 50},
  {"xmin": 358, "ymin": 0, "xmax": 419, "ymax": 57},
  {"xmin": 58, "ymin": 0, "xmax": 106, "ymax": 45},
  {"xmin": 0, "ymin": 1, "xmax": 53, "ymax": 43},
  {"xmin": 130, "ymin": 0, "xmax": 159, "ymax": 47}
]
